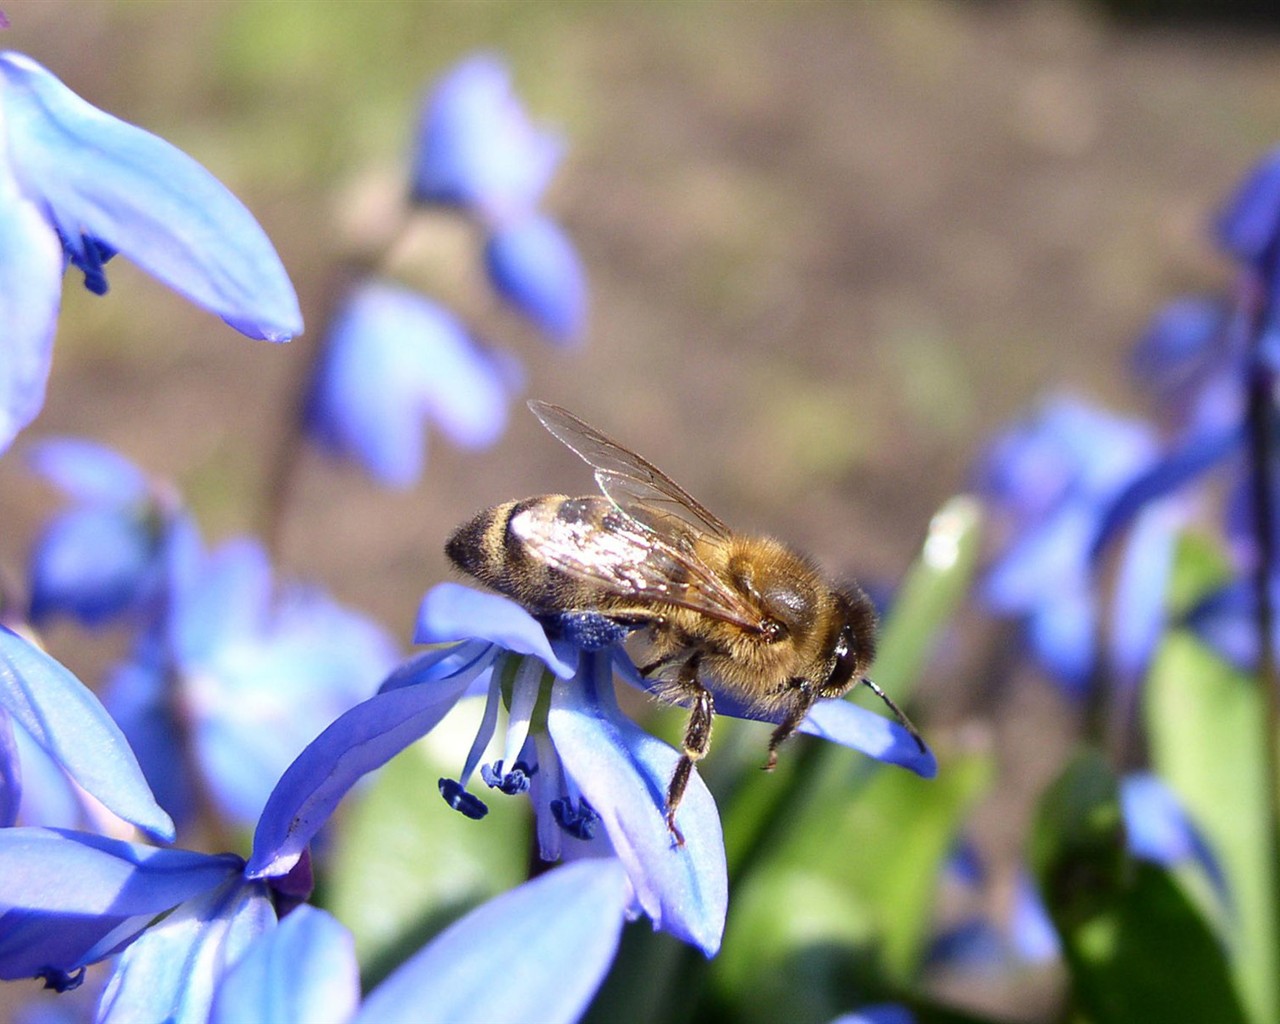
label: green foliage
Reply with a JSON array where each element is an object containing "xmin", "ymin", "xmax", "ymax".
[
  {"xmin": 1030, "ymin": 751, "xmax": 1247, "ymax": 1024},
  {"xmin": 324, "ymin": 737, "xmax": 529, "ymax": 987}
]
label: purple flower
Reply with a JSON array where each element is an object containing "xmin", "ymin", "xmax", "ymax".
[
  {"xmin": 1217, "ymin": 147, "xmax": 1280, "ymax": 281},
  {"xmin": 0, "ymin": 51, "xmax": 301, "ymax": 453},
  {"xmin": 305, "ymin": 281, "xmax": 518, "ymax": 488},
  {"xmin": 106, "ymin": 536, "xmax": 398, "ymax": 827},
  {"xmin": 409, "ymin": 53, "xmax": 562, "ymax": 225}
]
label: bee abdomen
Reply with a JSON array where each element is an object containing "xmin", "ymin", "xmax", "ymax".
[{"xmin": 446, "ymin": 495, "xmax": 589, "ymax": 612}]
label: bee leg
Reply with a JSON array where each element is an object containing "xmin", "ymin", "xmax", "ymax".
[
  {"xmin": 763, "ymin": 679, "xmax": 816, "ymax": 772},
  {"xmin": 665, "ymin": 658, "xmax": 713, "ymax": 847}
]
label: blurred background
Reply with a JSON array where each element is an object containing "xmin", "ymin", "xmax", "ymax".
[{"xmin": 2, "ymin": 1, "xmax": 1279, "ymax": 1020}]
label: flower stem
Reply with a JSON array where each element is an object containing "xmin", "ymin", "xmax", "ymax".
[{"xmin": 1244, "ymin": 288, "xmax": 1280, "ymax": 1015}]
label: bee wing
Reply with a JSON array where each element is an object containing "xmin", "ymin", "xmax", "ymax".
[
  {"xmin": 509, "ymin": 500, "xmax": 763, "ymax": 632},
  {"xmin": 529, "ymin": 400, "xmax": 732, "ymax": 542}
]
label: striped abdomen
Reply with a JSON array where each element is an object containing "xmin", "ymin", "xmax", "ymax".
[{"xmin": 445, "ymin": 495, "xmax": 617, "ymax": 615}]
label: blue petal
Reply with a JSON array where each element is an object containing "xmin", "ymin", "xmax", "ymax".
[
  {"xmin": 547, "ymin": 652, "xmax": 727, "ymax": 957},
  {"xmin": 0, "ymin": 709, "xmax": 18, "ymax": 827},
  {"xmin": 0, "ymin": 140, "xmax": 62, "ymax": 453},
  {"xmin": 795, "ymin": 697, "xmax": 937, "ymax": 778},
  {"xmin": 185, "ymin": 583, "xmax": 397, "ymax": 826},
  {"xmin": 103, "ymin": 657, "xmax": 196, "ymax": 828},
  {"xmin": 984, "ymin": 504, "xmax": 1092, "ymax": 614},
  {"xmin": 0, "ymin": 627, "xmax": 174, "ymax": 840},
  {"xmin": 0, "ymin": 828, "xmax": 240, "ymax": 980},
  {"xmin": 25, "ymin": 438, "xmax": 149, "ymax": 503},
  {"xmin": 0, "ymin": 51, "xmax": 302, "ymax": 341},
  {"xmin": 306, "ymin": 283, "xmax": 512, "ymax": 487},
  {"xmin": 355, "ymin": 859, "xmax": 628, "ymax": 1024},
  {"xmin": 1217, "ymin": 146, "xmax": 1280, "ymax": 270},
  {"xmin": 9, "ymin": 718, "xmax": 82, "ymax": 829},
  {"xmin": 1089, "ymin": 424, "xmax": 1241, "ymax": 558},
  {"xmin": 98, "ymin": 875, "xmax": 274, "ymax": 1024},
  {"xmin": 410, "ymin": 52, "xmax": 562, "ymax": 222},
  {"xmin": 378, "ymin": 641, "xmax": 496, "ymax": 694},
  {"xmin": 28, "ymin": 506, "xmax": 156, "ymax": 626},
  {"xmin": 1008, "ymin": 871, "xmax": 1060, "ymax": 964},
  {"xmin": 416, "ymin": 583, "xmax": 574, "ymax": 677},
  {"xmin": 210, "ymin": 906, "xmax": 359, "ymax": 1024},
  {"xmin": 1130, "ymin": 297, "xmax": 1229, "ymax": 403},
  {"xmin": 1120, "ymin": 772, "xmax": 1227, "ymax": 900},
  {"xmin": 483, "ymin": 215, "xmax": 587, "ymax": 343},
  {"xmin": 1107, "ymin": 502, "xmax": 1181, "ymax": 690},
  {"xmin": 1186, "ymin": 580, "xmax": 1263, "ymax": 671},
  {"xmin": 246, "ymin": 677, "xmax": 475, "ymax": 879},
  {"xmin": 1027, "ymin": 583, "xmax": 1097, "ymax": 697},
  {"xmin": 171, "ymin": 536, "xmax": 271, "ymax": 664},
  {"xmin": 830, "ymin": 1006, "xmax": 917, "ymax": 1024}
]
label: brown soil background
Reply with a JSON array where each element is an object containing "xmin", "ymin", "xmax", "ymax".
[{"xmin": 3, "ymin": 2, "xmax": 1280, "ymax": 1019}]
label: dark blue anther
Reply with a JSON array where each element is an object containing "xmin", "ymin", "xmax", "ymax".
[
  {"xmin": 550, "ymin": 797, "xmax": 599, "ymax": 840},
  {"xmin": 480, "ymin": 759, "xmax": 535, "ymax": 795},
  {"xmin": 58, "ymin": 232, "xmax": 116, "ymax": 296},
  {"xmin": 438, "ymin": 777, "xmax": 488, "ymax": 819},
  {"xmin": 37, "ymin": 967, "xmax": 85, "ymax": 992}
]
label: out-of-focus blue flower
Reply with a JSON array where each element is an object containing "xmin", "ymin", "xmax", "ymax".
[
  {"xmin": 106, "ymin": 536, "xmax": 398, "ymax": 828},
  {"xmin": 1185, "ymin": 578, "xmax": 1280, "ymax": 673},
  {"xmin": 0, "ymin": 626, "xmax": 173, "ymax": 840},
  {"xmin": 0, "ymin": 51, "xmax": 302, "ymax": 453},
  {"xmin": 484, "ymin": 214, "xmax": 587, "ymax": 344},
  {"xmin": 410, "ymin": 53, "xmax": 562, "ymax": 224},
  {"xmin": 305, "ymin": 281, "xmax": 518, "ymax": 488},
  {"xmin": 1120, "ymin": 771, "xmax": 1227, "ymax": 900},
  {"xmin": 1218, "ymin": 147, "xmax": 1280, "ymax": 281},
  {"xmin": 829, "ymin": 1007, "xmax": 917, "ymax": 1024},
  {"xmin": 25, "ymin": 440, "xmax": 185, "ymax": 627},
  {"xmin": 1131, "ymin": 297, "xmax": 1235, "ymax": 416},
  {"xmin": 979, "ymin": 395, "xmax": 1167, "ymax": 695},
  {"xmin": 215, "ymin": 862, "xmax": 629, "ymax": 1024}
]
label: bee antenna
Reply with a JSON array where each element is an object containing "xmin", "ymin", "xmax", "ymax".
[{"xmin": 859, "ymin": 677, "xmax": 927, "ymax": 754}]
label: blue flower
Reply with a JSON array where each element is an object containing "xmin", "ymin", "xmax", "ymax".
[
  {"xmin": 829, "ymin": 1008, "xmax": 917, "ymax": 1024},
  {"xmin": 484, "ymin": 214, "xmax": 588, "ymax": 344},
  {"xmin": 409, "ymin": 53, "xmax": 562, "ymax": 224},
  {"xmin": 24, "ymin": 439, "xmax": 186, "ymax": 628},
  {"xmin": 1119, "ymin": 771, "xmax": 1227, "ymax": 900},
  {"xmin": 978, "ymin": 395, "xmax": 1172, "ymax": 695},
  {"xmin": 214, "ymin": 860, "xmax": 629, "ymax": 1024},
  {"xmin": 1217, "ymin": 146, "xmax": 1280, "ymax": 282},
  {"xmin": 0, "ymin": 827, "xmax": 258, "ymax": 992},
  {"xmin": 0, "ymin": 625, "xmax": 172, "ymax": 839},
  {"xmin": 248, "ymin": 583, "xmax": 934, "ymax": 958},
  {"xmin": 305, "ymin": 281, "xmax": 518, "ymax": 487},
  {"xmin": 106, "ymin": 536, "xmax": 398, "ymax": 827},
  {"xmin": 0, "ymin": 51, "xmax": 302, "ymax": 453}
]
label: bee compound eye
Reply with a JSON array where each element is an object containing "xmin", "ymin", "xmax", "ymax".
[{"xmin": 822, "ymin": 625, "xmax": 859, "ymax": 696}]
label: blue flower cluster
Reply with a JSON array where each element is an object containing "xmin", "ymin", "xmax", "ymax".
[
  {"xmin": 0, "ymin": 47, "xmax": 933, "ymax": 1023},
  {"xmin": 304, "ymin": 53, "xmax": 588, "ymax": 489},
  {"xmin": 976, "ymin": 148, "xmax": 1280, "ymax": 697}
]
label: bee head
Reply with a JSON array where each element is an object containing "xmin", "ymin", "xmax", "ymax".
[{"xmin": 819, "ymin": 587, "xmax": 878, "ymax": 699}]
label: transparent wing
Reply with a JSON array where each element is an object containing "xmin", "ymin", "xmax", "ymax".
[
  {"xmin": 529, "ymin": 400, "xmax": 732, "ymax": 543},
  {"xmin": 510, "ymin": 500, "xmax": 763, "ymax": 632}
]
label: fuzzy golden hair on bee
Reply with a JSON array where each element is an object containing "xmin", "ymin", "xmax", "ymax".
[{"xmin": 446, "ymin": 400, "xmax": 922, "ymax": 844}]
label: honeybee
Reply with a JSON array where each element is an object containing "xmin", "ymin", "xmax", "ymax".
[{"xmin": 447, "ymin": 400, "xmax": 924, "ymax": 845}]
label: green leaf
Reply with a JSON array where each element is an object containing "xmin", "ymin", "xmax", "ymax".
[
  {"xmin": 1146, "ymin": 631, "xmax": 1278, "ymax": 1024},
  {"xmin": 1031, "ymin": 750, "xmax": 1247, "ymax": 1024},
  {"xmin": 323, "ymin": 735, "xmax": 528, "ymax": 985},
  {"xmin": 874, "ymin": 494, "xmax": 983, "ymax": 702}
]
